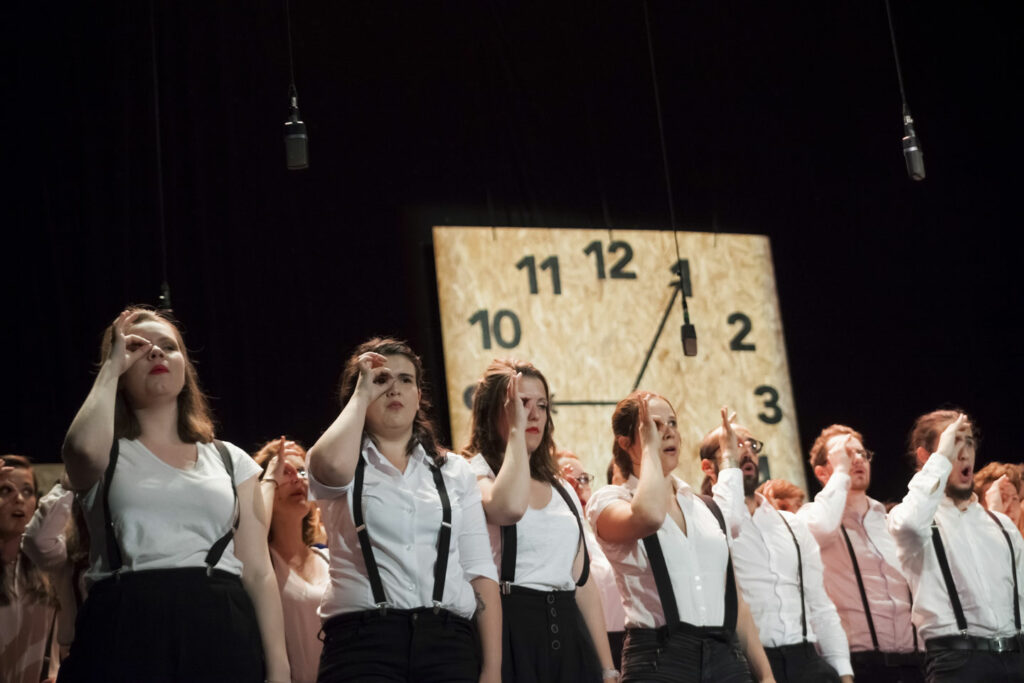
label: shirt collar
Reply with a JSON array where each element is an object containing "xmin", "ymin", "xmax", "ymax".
[{"xmin": 362, "ymin": 436, "xmax": 428, "ymax": 469}]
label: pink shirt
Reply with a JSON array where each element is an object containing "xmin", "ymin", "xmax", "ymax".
[{"xmin": 798, "ymin": 473, "xmax": 916, "ymax": 653}]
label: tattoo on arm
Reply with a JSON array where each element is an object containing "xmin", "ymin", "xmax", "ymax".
[{"xmin": 475, "ymin": 590, "xmax": 485, "ymax": 613}]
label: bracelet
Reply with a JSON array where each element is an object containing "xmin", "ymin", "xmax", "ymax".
[{"xmin": 602, "ymin": 669, "xmax": 620, "ymax": 680}]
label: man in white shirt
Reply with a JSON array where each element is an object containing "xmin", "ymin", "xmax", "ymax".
[
  {"xmin": 699, "ymin": 420, "xmax": 853, "ymax": 683},
  {"xmin": 888, "ymin": 409, "xmax": 1024, "ymax": 682},
  {"xmin": 798, "ymin": 424, "xmax": 923, "ymax": 682}
]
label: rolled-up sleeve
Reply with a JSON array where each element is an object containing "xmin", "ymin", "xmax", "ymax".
[
  {"xmin": 455, "ymin": 462, "xmax": 499, "ymax": 582},
  {"xmin": 797, "ymin": 472, "xmax": 850, "ymax": 549},
  {"xmin": 22, "ymin": 483, "xmax": 73, "ymax": 571}
]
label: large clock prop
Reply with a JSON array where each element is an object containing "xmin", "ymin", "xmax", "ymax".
[{"xmin": 433, "ymin": 226, "xmax": 805, "ymax": 492}]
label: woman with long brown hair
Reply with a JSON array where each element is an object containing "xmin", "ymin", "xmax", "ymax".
[
  {"xmin": 462, "ymin": 359, "xmax": 617, "ymax": 682},
  {"xmin": 306, "ymin": 338, "xmax": 501, "ymax": 683},
  {"xmin": 58, "ymin": 307, "xmax": 288, "ymax": 682}
]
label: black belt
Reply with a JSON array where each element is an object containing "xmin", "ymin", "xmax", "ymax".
[
  {"xmin": 925, "ymin": 634, "xmax": 1023, "ymax": 653},
  {"xmin": 323, "ymin": 606, "xmax": 470, "ymax": 630},
  {"xmin": 764, "ymin": 641, "xmax": 818, "ymax": 657},
  {"xmin": 627, "ymin": 622, "xmax": 735, "ymax": 645},
  {"xmin": 850, "ymin": 650, "xmax": 923, "ymax": 667},
  {"xmin": 500, "ymin": 585, "xmax": 576, "ymax": 600}
]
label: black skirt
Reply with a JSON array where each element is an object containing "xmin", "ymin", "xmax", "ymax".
[
  {"xmin": 57, "ymin": 568, "xmax": 265, "ymax": 683},
  {"xmin": 501, "ymin": 586, "xmax": 602, "ymax": 683}
]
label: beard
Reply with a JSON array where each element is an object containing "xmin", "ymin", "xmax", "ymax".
[
  {"xmin": 742, "ymin": 468, "xmax": 760, "ymax": 496},
  {"xmin": 945, "ymin": 480, "xmax": 973, "ymax": 503}
]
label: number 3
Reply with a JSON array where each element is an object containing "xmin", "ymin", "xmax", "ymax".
[{"xmin": 755, "ymin": 385, "xmax": 783, "ymax": 424}]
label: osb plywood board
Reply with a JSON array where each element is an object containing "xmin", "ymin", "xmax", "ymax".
[{"xmin": 433, "ymin": 226, "xmax": 804, "ymax": 493}]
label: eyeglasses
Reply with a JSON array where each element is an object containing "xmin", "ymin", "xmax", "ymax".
[
  {"xmin": 574, "ymin": 473, "xmax": 594, "ymax": 486},
  {"xmin": 742, "ymin": 438, "xmax": 764, "ymax": 454},
  {"xmin": 851, "ymin": 449, "xmax": 874, "ymax": 462},
  {"xmin": 294, "ymin": 467, "xmax": 309, "ymax": 480}
]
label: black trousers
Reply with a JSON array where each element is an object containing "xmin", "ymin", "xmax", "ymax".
[
  {"xmin": 763, "ymin": 642, "xmax": 840, "ymax": 683},
  {"xmin": 923, "ymin": 648, "xmax": 1024, "ymax": 683},
  {"xmin": 501, "ymin": 587, "xmax": 602, "ymax": 683},
  {"xmin": 850, "ymin": 650, "xmax": 925, "ymax": 683},
  {"xmin": 608, "ymin": 630, "xmax": 626, "ymax": 671},
  {"xmin": 57, "ymin": 568, "xmax": 265, "ymax": 683},
  {"xmin": 620, "ymin": 625, "xmax": 753, "ymax": 683},
  {"xmin": 317, "ymin": 608, "xmax": 479, "ymax": 683}
]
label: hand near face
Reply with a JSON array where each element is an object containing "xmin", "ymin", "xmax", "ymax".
[
  {"xmin": 354, "ymin": 351, "xmax": 395, "ymax": 401},
  {"xmin": 718, "ymin": 406, "xmax": 740, "ymax": 467},
  {"xmin": 826, "ymin": 435, "xmax": 853, "ymax": 475},
  {"xmin": 637, "ymin": 396, "xmax": 663, "ymax": 456},
  {"xmin": 503, "ymin": 372, "xmax": 527, "ymax": 434},
  {"xmin": 264, "ymin": 437, "xmax": 289, "ymax": 484},
  {"xmin": 107, "ymin": 310, "xmax": 155, "ymax": 376},
  {"xmin": 936, "ymin": 414, "xmax": 969, "ymax": 464}
]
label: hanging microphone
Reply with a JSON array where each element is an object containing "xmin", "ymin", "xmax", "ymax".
[
  {"xmin": 681, "ymin": 294, "xmax": 697, "ymax": 357},
  {"xmin": 901, "ymin": 105, "xmax": 924, "ymax": 181},
  {"xmin": 284, "ymin": 90, "xmax": 308, "ymax": 170},
  {"xmin": 157, "ymin": 281, "xmax": 172, "ymax": 311}
]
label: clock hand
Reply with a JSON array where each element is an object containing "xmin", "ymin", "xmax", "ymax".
[{"xmin": 632, "ymin": 277, "xmax": 681, "ymax": 391}]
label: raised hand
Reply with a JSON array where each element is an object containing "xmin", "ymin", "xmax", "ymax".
[
  {"xmin": 638, "ymin": 396, "xmax": 662, "ymax": 456},
  {"xmin": 106, "ymin": 310, "xmax": 154, "ymax": 376},
  {"xmin": 503, "ymin": 372, "xmax": 527, "ymax": 435},
  {"xmin": 718, "ymin": 406, "xmax": 740, "ymax": 468},
  {"xmin": 354, "ymin": 351, "xmax": 395, "ymax": 401},
  {"xmin": 826, "ymin": 435, "xmax": 853, "ymax": 474},
  {"xmin": 263, "ymin": 436, "xmax": 289, "ymax": 485},
  {"xmin": 936, "ymin": 414, "xmax": 969, "ymax": 463}
]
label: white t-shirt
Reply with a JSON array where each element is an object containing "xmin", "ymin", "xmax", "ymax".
[
  {"xmin": 80, "ymin": 438, "xmax": 261, "ymax": 582},
  {"xmin": 586, "ymin": 475, "xmax": 730, "ymax": 629},
  {"xmin": 467, "ymin": 453, "xmax": 586, "ymax": 592},
  {"xmin": 309, "ymin": 441, "xmax": 496, "ymax": 620},
  {"xmin": 270, "ymin": 546, "xmax": 329, "ymax": 683}
]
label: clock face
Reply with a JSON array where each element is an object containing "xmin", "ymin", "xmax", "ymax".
[{"xmin": 433, "ymin": 226, "xmax": 805, "ymax": 492}]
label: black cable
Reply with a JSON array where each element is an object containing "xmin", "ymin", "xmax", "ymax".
[
  {"xmin": 149, "ymin": 0, "xmax": 170, "ymax": 306},
  {"xmin": 884, "ymin": 0, "xmax": 908, "ymax": 107},
  {"xmin": 285, "ymin": 0, "xmax": 298, "ymax": 97},
  {"xmin": 642, "ymin": 1, "xmax": 676, "ymax": 230}
]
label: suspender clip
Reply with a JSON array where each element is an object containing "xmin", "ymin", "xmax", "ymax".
[
  {"xmin": 112, "ymin": 567, "xmax": 123, "ymax": 582},
  {"xmin": 206, "ymin": 564, "xmax": 214, "ymax": 577},
  {"xmin": 959, "ymin": 629, "xmax": 969, "ymax": 639},
  {"xmin": 432, "ymin": 600, "xmax": 443, "ymax": 614},
  {"xmin": 376, "ymin": 602, "xmax": 390, "ymax": 616},
  {"xmin": 500, "ymin": 581, "xmax": 512, "ymax": 595}
]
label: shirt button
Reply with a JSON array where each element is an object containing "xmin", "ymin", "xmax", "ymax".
[{"xmin": 405, "ymin": 545, "xmax": 412, "ymax": 551}]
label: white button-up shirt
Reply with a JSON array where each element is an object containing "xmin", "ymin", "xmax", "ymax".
[
  {"xmin": 713, "ymin": 468, "xmax": 853, "ymax": 677},
  {"xmin": 887, "ymin": 453, "xmax": 1024, "ymax": 642},
  {"xmin": 798, "ymin": 472, "xmax": 916, "ymax": 652},
  {"xmin": 586, "ymin": 475, "xmax": 730, "ymax": 629},
  {"xmin": 308, "ymin": 440, "xmax": 497, "ymax": 620}
]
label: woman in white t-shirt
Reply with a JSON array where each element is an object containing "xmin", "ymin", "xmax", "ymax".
[
  {"xmin": 306, "ymin": 338, "xmax": 502, "ymax": 683},
  {"xmin": 461, "ymin": 359, "xmax": 617, "ymax": 683},
  {"xmin": 253, "ymin": 437, "xmax": 329, "ymax": 683},
  {"xmin": 586, "ymin": 392, "xmax": 774, "ymax": 683},
  {"xmin": 58, "ymin": 308, "xmax": 289, "ymax": 682}
]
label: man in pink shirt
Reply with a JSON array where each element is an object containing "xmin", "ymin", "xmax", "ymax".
[{"xmin": 798, "ymin": 424, "xmax": 924, "ymax": 682}]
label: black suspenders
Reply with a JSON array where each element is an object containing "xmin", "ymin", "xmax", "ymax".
[
  {"xmin": 777, "ymin": 511, "xmax": 808, "ymax": 643},
  {"xmin": 841, "ymin": 522, "xmax": 920, "ymax": 652},
  {"xmin": 640, "ymin": 494, "xmax": 738, "ymax": 635},
  {"xmin": 499, "ymin": 482, "xmax": 591, "ymax": 594},
  {"xmin": 352, "ymin": 454, "xmax": 453, "ymax": 614},
  {"xmin": 931, "ymin": 511, "xmax": 1022, "ymax": 636},
  {"xmin": 101, "ymin": 439, "xmax": 240, "ymax": 576}
]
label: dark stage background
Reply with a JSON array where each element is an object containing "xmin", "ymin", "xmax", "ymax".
[{"xmin": 6, "ymin": 1, "xmax": 1020, "ymax": 503}]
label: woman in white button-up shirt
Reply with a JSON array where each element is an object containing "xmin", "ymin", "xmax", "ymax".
[
  {"xmin": 306, "ymin": 338, "xmax": 501, "ymax": 683},
  {"xmin": 587, "ymin": 392, "xmax": 775, "ymax": 683},
  {"xmin": 462, "ymin": 359, "xmax": 617, "ymax": 682}
]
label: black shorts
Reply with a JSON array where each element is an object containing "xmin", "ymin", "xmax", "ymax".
[{"xmin": 57, "ymin": 568, "xmax": 265, "ymax": 683}]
